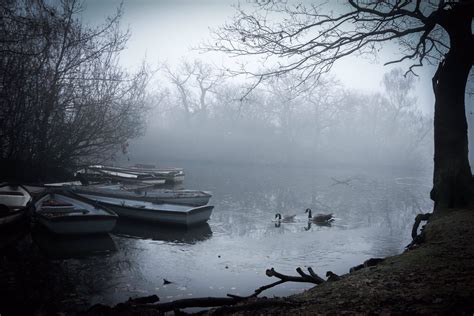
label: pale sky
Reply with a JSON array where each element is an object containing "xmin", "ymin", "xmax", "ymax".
[{"xmin": 80, "ymin": 0, "xmax": 441, "ymax": 114}]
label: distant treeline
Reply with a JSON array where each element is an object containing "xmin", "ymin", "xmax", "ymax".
[
  {"xmin": 0, "ymin": 0, "xmax": 150, "ymax": 181},
  {"xmin": 135, "ymin": 62, "xmax": 432, "ymax": 169}
]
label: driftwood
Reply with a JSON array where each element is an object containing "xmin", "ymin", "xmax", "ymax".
[{"xmin": 83, "ymin": 267, "xmax": 326, "ymax": 315}]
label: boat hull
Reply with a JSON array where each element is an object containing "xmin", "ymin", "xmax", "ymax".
[
  {"xmin": 78, "ymin": 193, "xmax": 213, "ymax": 226},
  {"xmin": 36, "ymin": 214, "xmax": 117, "ymax": 235},
  {"xmin": 104, "ymin": 203, "xmax": 213, "ymax": 226},
  {"xmin": 73, "ymin": 186, "xmax": 212, "ymax": 206},
  {"xmin": 34, "ymin": 192, "xmax": 118, "ymax": 235}
]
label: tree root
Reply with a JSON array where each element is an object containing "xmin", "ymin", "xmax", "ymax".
[
  {"xmin": 411, "ymin": 213, "xmax": 432, "ymax": 239},
  {"xmin": 404, "ymin": 213, "xmax": 432, "ymax": 250}
]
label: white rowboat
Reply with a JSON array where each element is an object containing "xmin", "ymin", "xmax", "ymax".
[
  {"xmin": 78, "ymin": 193, "xmax": 214, "ymax": 226},
  {"xmin": 34, "ymin": 192, "xmax": 118, "ymax": 235},
  {"xmin": 72, "ymin": 184, "xmax": 212, "ymax": 206},
  {"xmin": 0, "ymin": 184, "xmax": 32, "ymax": 227}
]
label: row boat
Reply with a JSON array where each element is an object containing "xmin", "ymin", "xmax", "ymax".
[
  {"xmin": 72, "ymin": 184, "xmax": 212, "ymax": 206},
  {"xmin": 75, "ymin": 166, "xmax": 166, "ymax": 185},
  {"xmin": 77, "ymin": 193, "xmax": 213, "ymax": 226},
  {"xmin": 76, "ymin": 165, "xmax": 184, "ymax": 184},
  {"xmin": 105, "ymin": 165, "xmax": 185, "ymax": 183},
  {"xmin": 0, "ymin": 184, "xmax": 32, "ymax": 227},
  {"xmin": 34, "ymin": 191, "xmax": 118, "ymax": 235}
]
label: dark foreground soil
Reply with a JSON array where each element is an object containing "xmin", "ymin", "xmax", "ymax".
[{"xmin": 83, "ymin": 208, "xmax": 474, "ymax": 315}]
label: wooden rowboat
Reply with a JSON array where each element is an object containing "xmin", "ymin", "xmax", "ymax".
[
  {"xmin": 72, "ymin": 184, "xmax": 212, "ymax": 206},
  {"xmin": 77, "ymin": 193, "xmax": 214, "ymax": 226},
  {"xmin": 34, "ymin": 191, "xmax": 118, "ymax": 235}
]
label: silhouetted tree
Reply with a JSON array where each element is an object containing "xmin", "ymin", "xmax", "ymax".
[
  {"xmin": 0, "ymin": 0, "xmax": 150, "ymax": 180},
  {"xmin": 164, "ymin": 60, "xmax": 223, "ymax": 121},
  {"xmin": 211, "ymin": 0, "xmax": 474, "ymax": 210}
]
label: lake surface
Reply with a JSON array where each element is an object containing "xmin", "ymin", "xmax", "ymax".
[{"xmin": 0, "ymin": 162, "xmax": 434, "ymax": 314}]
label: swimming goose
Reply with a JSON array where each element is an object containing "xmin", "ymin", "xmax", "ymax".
[
  {"xmin": 275, "ymin": 213, "xmax": 296, "ymax": 223},
  {"xmin": 305, "ymin": 208, "xmax": 334, "ymax": 223}
]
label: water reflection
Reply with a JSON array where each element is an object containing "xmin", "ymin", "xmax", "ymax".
[
  {"xmin": 2, "ymin": 164, "xmax": 434, "ymax": 311},
  {"xmin": 0, "ymin": 221, "xmax": 29, "ymax": 249},
  {"xmin": 112, "ymin": 219, "xmax": 212, "ymax": 244},
  {"xmin": 304, "ymin": 221, "xmax": 333, "ymax": 230},
  {"xmin": 32, "ymin": 229, "xmax": 117, "ymax": 259}
]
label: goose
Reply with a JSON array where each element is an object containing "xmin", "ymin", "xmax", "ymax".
[
  {"xmin": 275, "ymin": 213, "xmax": 296, "ymax": 223},
  {"xmin": 305, "ymin": 208, "xmax": 334, "ymax": 223}
]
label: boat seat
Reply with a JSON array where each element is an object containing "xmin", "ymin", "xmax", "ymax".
[{"xmin": 40, "ymin": 205, "xmax": 76, "ymax": 212}]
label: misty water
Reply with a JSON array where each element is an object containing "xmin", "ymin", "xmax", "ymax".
[{"xmin": 27, "ymin": 162, "xmax": 433, "ymax": 311}]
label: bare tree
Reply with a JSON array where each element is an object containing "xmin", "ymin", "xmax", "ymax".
[
  {"xmin": 210, "ymin": 0, "xmax": 474, "ymax": 210},
  {"xmin": 0, "ymin": 0, "xmax": 150, "ymax": 180},
  {"xmin": 163, "ymin": 60, "xmax": 223, "ymax": 121}
]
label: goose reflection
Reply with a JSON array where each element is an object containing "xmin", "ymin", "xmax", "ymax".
[
  {"xmin": 112, "ymin": 219, "xmax": 212, "ymax": 244},
  {"xmin": 32, "ymin": 229, "xmax": 117, "ymax": 259}
]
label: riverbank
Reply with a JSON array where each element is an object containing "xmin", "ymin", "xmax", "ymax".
[{"xmin": 83, "ymin": 207, "xmax": 474, "ymax": 315}]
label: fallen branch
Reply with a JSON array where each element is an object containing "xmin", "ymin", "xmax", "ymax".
[
  {"xmin": 266, "ymin": 267, "xmax": 324, "ymax": 284},
  {"xmin": 150, "ymin": 296, "xmax": 239, "ymax": 312},
  {"xmin": 126, "ymin": 294, "xmax": 159, "ymax": 305},
  {"xmin": 82, "ymin": 267, "xmax": 325, "ymax": 315}
]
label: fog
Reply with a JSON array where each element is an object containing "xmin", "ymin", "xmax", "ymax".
[
  {"xmin": 3, "ymin": 1, "xmax": 474, "ymax": 312},
  {"xmin": 124, "ymin": 66, "xmax": 433, "ymax": 171},
  {"xmin": 75, "ymin": 0, "xmax": 471, "ymax": 171}
]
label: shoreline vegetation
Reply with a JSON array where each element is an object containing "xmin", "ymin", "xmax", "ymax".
[{"xmin": 80, "ymin": 207, "xmax": 474, "ymax": 315}]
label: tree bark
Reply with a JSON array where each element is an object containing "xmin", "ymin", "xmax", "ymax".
[{"xmin": 431, "ymin": 9, "xmax": 474, "ymax": 210}]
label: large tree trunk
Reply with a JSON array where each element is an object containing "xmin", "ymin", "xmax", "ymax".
[{"xmin": 430, "ymin": 11, "xmax": 474, "ymax": 210}]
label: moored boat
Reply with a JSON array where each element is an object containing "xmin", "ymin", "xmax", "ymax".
[
  {"xmin": 0, "ymin": 184, "xmax": 32, "ymax": 227},
  {"xmin": 75, "ymin": 166, "xmax": 166, "ymax": 185},
  {"xmin": 76, "ymin": 165, "xmax": 184, "ymax": 184},
  {"xmin": 72, "ymin": 184, "xmax": 212, "ymax": 206},
  {"xmin": 34, "ymin": 191, "xmax": 118, "ymax": 235},
  {"xmin": 110, "ymin": 164, "xmax": 185, "ymax": 183},
  {"xmin": 77, "ymin": 193, "xmax": 214, "ymax": 226}
]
